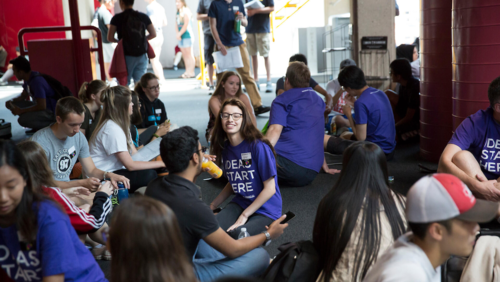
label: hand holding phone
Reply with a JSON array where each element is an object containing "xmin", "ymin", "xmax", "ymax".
[{"xmin": 281, "ymin": 211, "xmax": 295, "ymax": 224}]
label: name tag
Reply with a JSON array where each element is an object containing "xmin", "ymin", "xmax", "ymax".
[
  {"xmin": 155, "ymin": 109, "xmax": 162, "ymax": 114},
  {"xmin": 68, "ymin": 146, "xmax": 77, "ymax": 158},
  {"xmin": 241, "ymin": 152, "xmax": 252, "ymax": 166},
  {"xmin": 233, "ymin": 6, "xmax": 239, "ymax": 11}
]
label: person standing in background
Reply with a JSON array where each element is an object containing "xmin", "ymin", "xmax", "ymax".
[
  {"xmin": 145, "ymin": 0, "xmax": 168, "ymax": 82},
  {"xmin": 94, "ymin": 0, "xmax": 117, "ymax": 83},
  {"xmin": 197, "ymin": 0, "xmax": 216, "ymax": 94},
  {"xmin": 246, "ymin": 0, "xmax": 274, "ymax": 93},
  {"xmin": 176, "ymin": 0, "xmax": 196, "ymax": 78}
]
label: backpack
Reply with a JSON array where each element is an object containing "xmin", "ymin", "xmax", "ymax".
[
  {"xmin": 261, "ymin": 240, "xmax": 322, "ymax": 282},
  {"xmin": 33, "ymin": 73, "xmax": 73, "ymax": 100},
  {"xmin": 122, "ymin": 10, "xmax": 148, "ymax": 56}
]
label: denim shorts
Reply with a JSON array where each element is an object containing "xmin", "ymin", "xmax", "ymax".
[{"xmin": 179, "ymin": 37, "xmax": 192, "ymax": 48}]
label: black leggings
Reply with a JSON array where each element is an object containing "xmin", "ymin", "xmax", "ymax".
[{"xmin": 113, "ymin": 169, "xmax": 158, "ymax": 193}]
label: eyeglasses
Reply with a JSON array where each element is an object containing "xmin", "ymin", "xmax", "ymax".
[
  {"xmin": 148, "ymin": 85, "xmax": 160, "ymax": 91},
  {"xmin": 220, "ymin": 113, "xmax": 242, "ymax": 120}
]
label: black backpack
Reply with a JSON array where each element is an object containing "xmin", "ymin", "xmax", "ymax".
[
  {"xmin": 33, "ymin": 73, "xmax": 73, "ymax": 100},
  {"xmin": 122, "ymin": 10, "xmax": 148, "ymax": 56},
  {"xmin": 261, "ymin": 240, "xmax": 322, "ymax": 282}
]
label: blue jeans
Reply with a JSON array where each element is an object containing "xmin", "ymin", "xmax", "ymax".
[
  {"xmin": 125, "ymin": 53, "xmax": 148, "ymax": 85},
  {"xmin": 193, "ymin": 240, "xmax": 270, "ymax": 282}
]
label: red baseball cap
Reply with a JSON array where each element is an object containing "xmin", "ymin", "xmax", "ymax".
[{"xmin": 406, "ymin": 174, "xmax": 499, "ymax": 223}]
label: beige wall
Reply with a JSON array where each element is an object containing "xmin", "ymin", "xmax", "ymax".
[{"xmin": 324, "ymin": 0, "xmax": 350, "ymax": 25}]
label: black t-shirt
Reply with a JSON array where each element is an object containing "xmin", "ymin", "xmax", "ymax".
[
  {"xmin": 110, "ymin": 9, "xmax": 152, "ymax": 41},
  {"xmin": 145, "ymin": 174, "xmax": 220, "ymax": 259},
  {"xmin": 275, "ymin": 76, "xmax": 319, "ymax": 96},
  {"xmin": 395, "ymin": 77, "xmax": 420, "ymax": 124},
  {"xmin": 81, "ymin": 104, "xmax": 101, "ymax": 141},
  {"xmin": 139, "ymin": 94, "xmax": 168, "ymax": 128}
]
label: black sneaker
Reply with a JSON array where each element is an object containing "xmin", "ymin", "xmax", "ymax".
[
  {"xmin": 25, "ymin": 128, "xmax": 39, "ymax": 135},
  {"xmin": 208, "ymin": 85, "xmax": 215, "ymax": 95},
  {"xmin": 254, "ymin": 105, "xmax": 271, "ymax": 115}
]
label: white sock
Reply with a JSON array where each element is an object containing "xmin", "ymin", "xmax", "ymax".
[{"xmin": 0, "ymin": 68, "xmax": 13, "ymax": 82}]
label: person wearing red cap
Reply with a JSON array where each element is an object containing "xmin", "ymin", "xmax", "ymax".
[{"xmin": 363, "ymin": 173, "xmax": 499, "ymax": 282}]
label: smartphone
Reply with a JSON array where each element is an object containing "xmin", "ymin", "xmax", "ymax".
[
  {"xmin": 213, "ymin": 207, "xmax": 222, "ymax": 213},
  {"xmin": 281, "ymin": 211, "xmax": 295, "ymax": 224}
]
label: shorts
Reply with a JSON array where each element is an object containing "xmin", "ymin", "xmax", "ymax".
[
  {"xmin": 246, "ymin": 33, "xmax": 270, "ymax": 57},
  {"xmin": 149, "ymin": 34, "xmax": 164, "ymax": 59},
  {"xmin": 204, "ymin": 34, "xmax": 215, "ymax": 65},
  {"xmin": 102, "ymin": 42, "xmax": 115, "ymax": 63},
  {"xmin": 179, "ymin": 37, "xmax": 192, "ymax": 48}
]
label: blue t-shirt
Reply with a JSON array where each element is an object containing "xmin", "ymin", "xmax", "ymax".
[
  {"xmin": 449, "ymin": 107, "xmax": 500, "ymax": 180},
  {"xmin": 0, "ymin": 201, "xmax": 107, "ymax": 282},
  {"xmin": 354, "ymin": 87, "xmax": 396, "ymax": 154},
  {"xmin": 246, "ymin": 0, "xmax": 274, "ymax": 33},
  {"xmin": 208, "ymin": 0, "xmax": 246, "ymax": 47},
  {"xmin": 270, "ymin": 87, "xmax": 326, "ymax": 172},
  {"xmin": 22, "ymin": 72, "xmax": 57, "ymax": 113},
  {"xmin": 222, "ymin": 139, "xmax": 282, "ymax": 220}
]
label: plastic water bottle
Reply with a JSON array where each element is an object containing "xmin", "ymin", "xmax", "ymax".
[
  {"xmin": 238, "ymin": 228, "xmax": 250, "ymax": 240},
  {"xmin": 234, "ymin": 11, "xmax": 241, "ymax": 33},
  {"xmin": 117, "ymin": 182, "xmax": 129, "ymax": 202}
]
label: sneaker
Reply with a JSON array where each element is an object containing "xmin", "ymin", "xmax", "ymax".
[
  {"xmin": 91, "ymin": 245, "xmax": 106, "ymax": 260},
  {"xmin": 0, "ymin": 81, "xmax": 7, "ymax": 86},
  {"xmin": 254, "ymin": 105, "xmax": 271, "ymax": 115},
  {"xmin": 208, "ymin": 85, "xmax": 215, "ymax": 95},
  {"xmin": 265, "ymin": 81, "xmax": 273, "ymax": 93},
  {"xmin": 103, "ymin": 250, "xmax": 112, "ymax": 261},
  {"xmin": 25, "ymin": 128, "xmax": 38, "ymax": 135}
]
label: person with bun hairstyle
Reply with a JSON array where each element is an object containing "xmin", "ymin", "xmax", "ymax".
[
  {"xmin": 135, "ymin": 73, "xmax": 168, "ymax": 129},
  {"xmin": 90, "ymin": 85, "xmax": 164, "ymax": 192},
  {"xmin": 107, "ymin": 196, "xmax": 197, "ymax": 282},
  {"xmin": 0, "ymin": 140, "xmax": 107, "ymax": 281},
  {"xmin": 78, "ymin": 80, "xmax": 107, "ymax": 140}
]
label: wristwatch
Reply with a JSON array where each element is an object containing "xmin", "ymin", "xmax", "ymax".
[{"xmin": 262, "ymin": 231, "xmax": 272, "ymax": 246}]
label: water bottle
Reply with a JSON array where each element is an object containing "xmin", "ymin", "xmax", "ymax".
[
  {"xmin": 234, "ymin": 11, "xmax": 241, "ymax": 33},
  {"xmin": 117, "ymin": 182, "xmax": 129, "ymax": 202},
  {"xmin": 202, "ymin": 157, "xmax": 223, "ymax": 179},
  {"xmin": 238, "ymin": 227, "xmax": 250, "ymax": 239}
]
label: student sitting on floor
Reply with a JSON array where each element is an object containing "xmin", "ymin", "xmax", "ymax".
[
  {"xmin": 90, "ymin": 85, "xmax": 164, "ymax": 193},
  {"xmin": 130, "ymin": 91, "xmax": 169, "ymax": 149},
  {"xmin": 18, "ymin": 140, "xmax": 114, "ymax": 260},
  {"xmin": 275, "ymin": 54, "xmax": 333, "ymax": 114},
  {"xmin": 438, "ymin": 76, "xmax": 500, "ymax": 201},
  {"xmin": 145, "ymin": 126, "xmax": 288, "ymax": 282},
  {"xmin": 78, "ymin": 80, "xmax": 106, "ymax": 141},
  {"xmin": 266, "ymin": 62, "xmax": 339, "ymax": 187},
  {"xmin": 31, "ymin": 97, "xmax": 129, "ymax": 195},
  {"xmin": 314, "ymin": 142, "xmax": 406, "ymax": 282},
  {"xmin": 206, "ymin": 71, "xmax": 257, "ymax": 142},
  {"xmin": 0, "ymin": 140, "xmax": 107, "ymax": 281},
  {"xmin": 338, "ymin": 66, "xmax": 396, "ymax": 160},
  {"xmin": 135, "ymin": 73, "xmax": 168, "ymax": 129},
  {"xmin": 108, "ymin": 196, "xmax": 197, "ymax": 282},
  {"xmin": 385, "ymin": 59, "xmax": 420, "ymax": 141},
  {"xmin": 326, "ymin": 58, "xmax": 357, "ymax": 131},
  {"xmin": 209, "ymin": 98, "xmax": 282, "ymax": 239},
  {"xmin": 363, "ymin": 174, "xmax": 499, "ymax": 282}
]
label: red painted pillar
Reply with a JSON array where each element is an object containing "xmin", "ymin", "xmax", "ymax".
[
  {"xmin": 420, "ymin": 0, "xmax": 453, "ymax": 162},
  {"xmin": 69, "ymin": 0, "xmax": 86, "ymax": 90},
  {"xmin": 452, "ymin": 0, "xmax": 500, "ymax": 129}
]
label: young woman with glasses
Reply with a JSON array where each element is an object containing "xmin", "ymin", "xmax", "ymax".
[
  {"xmin": 206, "ymin": 71, "xmax": 257, "ymax": 142},
  {"xmin": 209, "ymin": 98, "xmax": 282, "ymax": 239},
  {"xmin": 89, "ymin": 86, "xmax": 165, "ymax": 193},
  {"xmin": 134, "ymin": 73, "xmax": 168, "ymax": 129}
]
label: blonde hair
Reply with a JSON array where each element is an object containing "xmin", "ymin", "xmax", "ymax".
[{"xmin": 90, "ymin": 86, "xmax": 132, "ymax": 151}]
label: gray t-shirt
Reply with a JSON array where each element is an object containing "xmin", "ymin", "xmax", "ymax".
[
  {"xmin": 362, "ymin": 232, "xmax": 441, "ymax": 282},
  {"xmin": 31, "ymin": 126, "xmax": 90, "ymax": 182},
  {"xmin": 197, "ymin": 0, "xmax": 215, "ymax": 35},
  {"xmin": 97, "ymin": 5, "xmax": 113, "ymax": 44}
]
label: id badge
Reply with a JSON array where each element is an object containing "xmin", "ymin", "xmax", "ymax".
[
  {"xmin": 68, "ymin": 146, "xmax": 77, "ymax": 159},
  {"xmin": 241, "ymin": 152, "xmax": 252, "ymax": 166}
]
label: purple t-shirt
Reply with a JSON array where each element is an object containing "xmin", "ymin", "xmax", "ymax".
[
  {"xmin": 0, "ymin": 201, "xmax": 107, "ymax": 282},
  {"xmin": 222, "ymin": 139, "xmax": 282, "ymax": 220},
  {"xmin": 22, "ymin": 71, "xmax": 57, "ymax": 113},
  {"xmin": 449, "ymin": 107, "xmax": 500, "ymax": 180},
  {"xmin": 354, "ymin": 87, "xmax": 396, "ymax": 153},
  {"xmin": 270, "ymin": 87, "xmax": 325, "ymax": 172}
]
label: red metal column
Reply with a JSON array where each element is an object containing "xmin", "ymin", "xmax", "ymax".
[
  {"xmin": 69, "ymin": 0, "xmax": 86, "ymax": 89},
  {"xmin": 420, "ymin": 0, "xmax": 453, "ymax": 162},
  {"xmin": 452, "ymin": 0, "xmax": 500, "ymax": 129}
]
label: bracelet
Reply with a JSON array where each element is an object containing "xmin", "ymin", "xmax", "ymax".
[
  {"xmin": 153, "ymin": 134, "xmax": 160, "ymax": 138},
  {"xmin": 103, "ymin": 171, "xmax": 108, "ymax": 180}
]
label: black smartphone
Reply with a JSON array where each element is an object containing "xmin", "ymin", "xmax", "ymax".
[
  {"xmin": 213, "ymin": 207, "xmax": 222, "ymax": 213},
  {"xmin": 281, "ymin": 211, "xmax": 295, "ymax": 224}
]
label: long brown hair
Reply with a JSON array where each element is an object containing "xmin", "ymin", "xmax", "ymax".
[
  {"xmin": 90, "ymin": 86, "xmax": 132, "ymax": 151},
  {"xmin": 109, "ymin": 196, "xmax": 197, "ymax": 282},
  {"xmin": 134, "ymin": 72, "xmax": 158, "ymax": 98},
  {"xmin": 17, "ymin": 141, "xmax": 57, "ymax": 189},
  {"xmin": 130, "ymin": 91, "xmax": 142, "ymax": 126},
  {"xmin": 212, "ymin": 71, "xmax": 243, "ymax": 103},
  {"xmin": 78, "ymin": 80, "xmax": 107, "ymax": 104},
  {"xmin": 210, "ymin": 98, "xmax": 276, "ymax": 166}
]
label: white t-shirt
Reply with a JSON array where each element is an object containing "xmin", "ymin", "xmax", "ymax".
[
  {"xmin": 362, "ymin": 232, "xmax": 441, "ymax": 282},
  {"xmin": 326, "ymin": 78, "xmax": 341, "ymax": 97},
  {"xmin": 90, "ymin": 120, "xmax": 131, "ymax": 172},
  {"xmin": 147, "ymin": 0, "xmax": 167, "ymax": 32}
]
